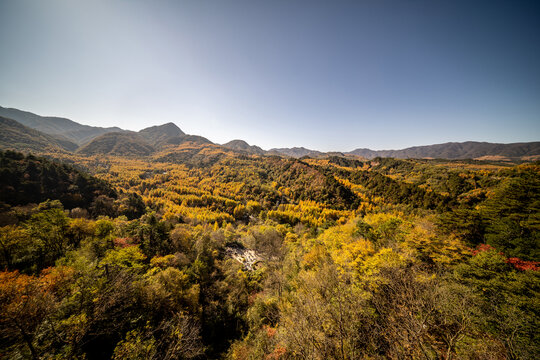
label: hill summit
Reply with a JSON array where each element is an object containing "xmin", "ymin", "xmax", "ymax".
[
  {"xmin": 138, "ymin": 123, "xmax": 185, "ymax": 145},
  {"xmin": 222, "ymin": 140, "xmax": 265, "ymax": 155},
  {"xmin": 77, "ymin": 132, "xmax": 155, "ymax": 156}
]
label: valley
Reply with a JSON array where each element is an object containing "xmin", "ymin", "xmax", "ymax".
[{"xmin": 0, "ymin": 107, "xmax": 538, "ymax": 359}]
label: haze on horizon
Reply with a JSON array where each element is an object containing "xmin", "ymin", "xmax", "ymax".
[{"xmin": 1, "ymin": 0, "xmax": 539, "ymax": 152}]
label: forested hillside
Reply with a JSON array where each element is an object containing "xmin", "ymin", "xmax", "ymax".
[
  {"xmin": 77, "ymin": 132, "xmax": 156, "ymax": 156},
  {"xmin": 223, "ymin": 140, "xmax": 265, "ymax": 155},
  {"xmin": 2, "ymin": 0, "xmax": 538, "ymax": 357},
  {"xmin": 0, "ymin": 117, "xmax": 77, "ymax": 153},
  {"xmin": 0, "ymin": 143, "xmax": 538, "ymax": 359},
  {"xmin": 0, "ymin": 106, "xmax": 125, "ymax": 145},
  {"xmin": 138, "ymin": 123, "xmax": 185, "ymax": 145},
  {"xmin": 0, "ymin": 150, "xmax": 116, "ymax": 209}
]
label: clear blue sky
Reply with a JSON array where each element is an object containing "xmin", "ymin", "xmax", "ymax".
[{"xmin": 1, "ymin": 0, "xmax": 539, "ymax": 151}]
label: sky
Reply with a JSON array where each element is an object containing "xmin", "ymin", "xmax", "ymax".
[{"xmin": 1, "ymin": 0, "xmax": 539, "ymax": 151}]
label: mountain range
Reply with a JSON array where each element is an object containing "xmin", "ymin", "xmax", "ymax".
[
  {"xmin": 0, "ymin": 116, "xmax": 76, "ymax": 153},
  {"xmin": 0, "ymin": 105, "xmax": 539, "ymax": 161},
  {"xmin": 0, "ymin": 106, "xmax": 124, "ymax": 145},
  {"xmin": 348, "ymin": 142, "xmax": 540, "ymax": 161}
]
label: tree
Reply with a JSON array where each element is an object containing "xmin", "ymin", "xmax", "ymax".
[
  {"xmin": 0, "ymin": 267, "xmax": 73, "ymax": 359},
  {"xmin": 24, "ymin": 202, "xmax": 70, "ymax": 271}
]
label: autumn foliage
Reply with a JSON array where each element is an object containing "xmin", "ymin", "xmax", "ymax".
[{"xmin": 0, "ymin": 149, "xmax": 538, "ymax": 359}]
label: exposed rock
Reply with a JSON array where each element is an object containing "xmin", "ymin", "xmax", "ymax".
[{"xmin": 225, "ymin": 246, "xmax": 263, "ymax": 271}]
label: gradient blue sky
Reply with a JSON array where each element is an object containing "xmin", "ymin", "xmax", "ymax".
[{"xmin": 1, "ymin": 0, "xmax": 539, "ymax": 151}]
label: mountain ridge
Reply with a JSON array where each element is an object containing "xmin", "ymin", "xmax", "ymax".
[
  {"xmin": 347, "ymin": 141, "xmax": 540, "ymax": 160},
  {"xmin": 138, "ymin": 123, "xmax": 185, "ymax": 145},
  {"xmin": 222, "ymin": 139, "xmax": 265, "ymax": 155},
  {"xmin": 268, "ymin": 147, "xmax": 324, "ymax": 158},
  {"xmin": 0, "ymin": 106, "xmax": 124, "ymax": 145},
  {"xmin": 77, "ymin": 132, "xmax": 156, "ymax": 156},
  {"xmin": 1, "ymin": 106, "xmax": 539, "ymax": 160},
  {"xmin": 0, "ymin": 116, "xmax": 77, "ymax": 153}
]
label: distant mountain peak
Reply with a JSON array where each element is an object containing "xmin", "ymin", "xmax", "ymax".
[
  {"xmin": 222, "ymin": 139, "xmax": 265, "ymax": 155},
  {"xmin": 138, "ymin": 122, "xmax": 185, "ymax": 145},
  {"xmin": 224, "ymin": 139, "xmax": 250, "ymax": 146},
  {"xmin": 140, "ymin": 122, "xmax": 184, "ymax": 133},
  {"xmin": 77, "ymin": 132, "xmax": 155, "ymax": 156},
  {"xmin": 268, "ymin": 147, "xmax": 323, "ymax": 158}
]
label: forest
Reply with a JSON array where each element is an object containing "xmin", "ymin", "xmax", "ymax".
[{"xmin": 0, "ymin": 147, "xmax": 538, "ymax": 359}]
